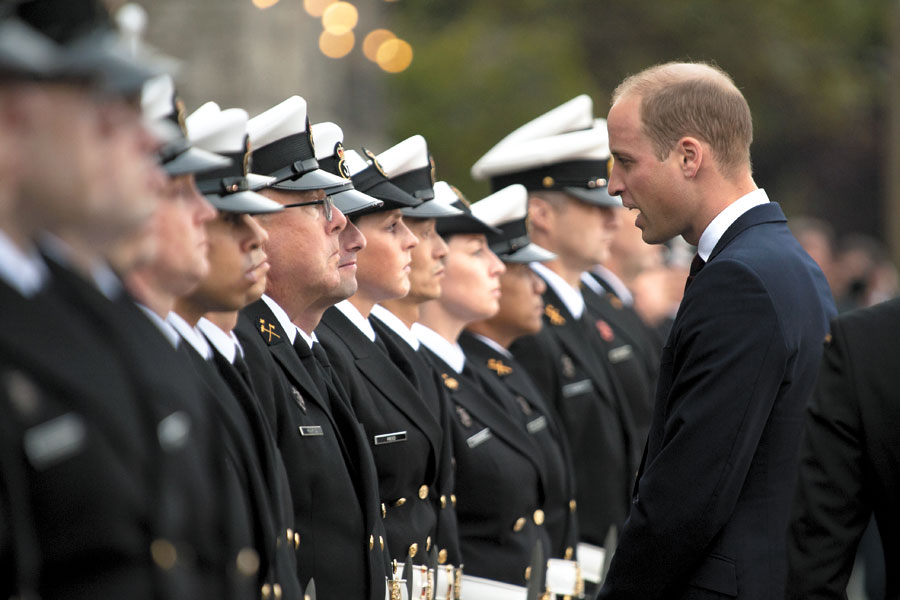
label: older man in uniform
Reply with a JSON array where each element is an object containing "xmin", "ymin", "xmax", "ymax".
[{"xmin": 236, "ymin": 96, "xmax": 392, "ymax": 600}]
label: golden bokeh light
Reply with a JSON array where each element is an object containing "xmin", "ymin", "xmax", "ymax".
[
  {"xmin": 252, "ymin": 0, "xmax": 280, "ymax": 8},
  {"xmin": 303, "ymin": 0, "xmax": 335, "ymax": 17},
  {"xmin": 376, "ymin": 38, "xmax": 413, "ymax": 73},
  {"xmin": 363, "ymin": 29, "xmax": 396, "ymax": 63},
  {"xmin": 319, "ymin": 30, "xmax": 355, "ymax": 59},
  {"xmin": 321, "ymin": 2, "xmax": 358, "ymax": 35}
]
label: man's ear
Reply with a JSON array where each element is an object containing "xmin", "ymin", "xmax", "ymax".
[
  {"xmin": 527, "ymin": 194, "xmax": 552, "ymax": 233},
  {"xmin": 676, "ymin": 137, "xmax": 703, "ymax": 178}
]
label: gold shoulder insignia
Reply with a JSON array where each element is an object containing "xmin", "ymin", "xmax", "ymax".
[
  {"xmin": 259, "ymin": 318, "xmax": 281, "ymax": 343},
  {"xmin": 824, "ymin": 333, "xmax": 833, "ymax": 345},
  {"xmin": 442, "ymin": 373, "xmax": 459, "ymax": 391},
  {"xmin": 545, "ymin": 304, "xmax": 566, "ymax": 326},
  {"xmin": 486, "ymin": 358, "xmax": 513, "ymax": 376}
]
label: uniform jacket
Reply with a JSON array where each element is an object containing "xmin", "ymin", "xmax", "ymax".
[
  {"xmin": 418, "ymin": 345, "xmax": 552, "ymax": 586},
  {"xmin": 510, "ymin": 284, "xmax": 637, "ymax": 546},
  {"xmin": 236, "ymin": 299, "xmax": 391, "ymax": 600},
  {"xmin": 597, "ymin": 202, "xmax": 836, "ymax": 600},
  {"xmin": 459, "ymin": 331, "xmax": 580, "ymax": 560},
  {"xmin": 0, "ymin": 264, "xmax": 229, "ymax": 600},
  {"xmin": 369, "ymin": 314, "xmax": 462, "ymax": 565},
  {"xmin": 317, "ymin": 307, "xmax": 451, "ymax": 565},
  {"xmin": 787, "ymin": 299, "xmax": 900, "ymax": 599}
]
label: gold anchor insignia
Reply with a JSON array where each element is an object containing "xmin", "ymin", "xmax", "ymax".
[
  {"xmin": 442, "ymin": 373, "xmax": 459, "ymax": 391},
  {"xmin": 486, "ymin": 358, "xmax": 512, "ymax": 376},
  {"xmin": 362, "ymin": 147, "xmax": 388, "ymax": 177},
  {"xmin": 259, "ymin": 318, "xmax": 281, "ymax": 343},
  {"xmin": 544, "ymin": 304, "xmax": 566, "ymax": 326}
]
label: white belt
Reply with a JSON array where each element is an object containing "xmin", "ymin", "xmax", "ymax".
[
  {"xmin": 387, "ymin": 563, "xmax": 461, "ymax": 600},
  {"xmin": 575, "ymin": 542, "xmax": 606, "ymax": 584},
  {"xmin": 459, "ymin": 574, "xmax": 526, "ymax": 600}
]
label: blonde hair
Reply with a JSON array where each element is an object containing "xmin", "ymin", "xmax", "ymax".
[{"xmin": 612, "ymin": 62, "xmax": 752, "ymax": 178}]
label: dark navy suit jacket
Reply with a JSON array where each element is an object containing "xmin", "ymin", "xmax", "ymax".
[{"xmin": 597, "ymin": 202, "xmax": 836, "ymax": 599}]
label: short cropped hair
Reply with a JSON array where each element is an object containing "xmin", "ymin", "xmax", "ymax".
[{"xmin": 612, "ymin": 62, "xmax": 753, "ymax": 178}]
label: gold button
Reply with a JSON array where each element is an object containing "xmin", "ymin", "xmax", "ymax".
[
  {"xmin": 524, "ymin": 566, "xmax": 532, "ymax": 581},
  {"xmin": 261, "ymin": 583, "xmax": 272, "ymax": 599},
  {"xmin": 409, "ymin": 542, "xmax": 418, "ymax": 558},
  {"xmin": 294, "ymin": 532, "xmax": 300, "ymax": 549},
  {"xmin": 286, "ymin": 528, "xmax": 293, "ymax": 544},
  {"xmin": 236, "ymin": 547, "xmax": 260, "ymax": 576},
  {"xmin": 450, "ymin": 494, "xmax": 457, "ymax": 506},
  {"xmin": 150, "ymin": 539, "xmax": 177, "ymax": 570},
  {"xmin": 418, "ymin": 484, "xmax": 429, "ymax": 499},
  {"xmin": 438, "ymin": 548, "xmax": 448, "ymax": 564},
  {"xmin": 564, "ymin": 546, "xmax": 574, "ymax": 560},
  {"xmin": 533, "ymin": 509, "xmax": 545, "ymax": 526},
  {"xmin": 426, "ymin": 536, "xmax": 432, "ymax": 551},
  {"xmin": 513, "ymin": 517, "xmax": 526, "ymax": 532},
  {"xmin": 394, "ymin": 497, "xmax": 407, "ymax": 507},
  {"xmin": 569, "ymin": 499, "xmax": 577, "ymax": 512},
  {"xmin": 382, "ymin": 503, "xmax": 387, "ymax": 519},
  {"xmin": 440, "ymin": 494, "xmax": 447, "ymax": 508},
  {"xmin": 542, "ymin": 176, "xmax": 555, "ymax": 188},
  {"xmin": 369, "ymin": 534, "xmax": 374, "ymax": 550},
  {"xmin": 273, "ymin": 583, "xmax": 283, "ymax": 599},
  {"xmin": 380, "ymin": 535, "xmax": 384, "ymax": 550}
]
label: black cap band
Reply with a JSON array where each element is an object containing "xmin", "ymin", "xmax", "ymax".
[
  {"xmin": 251, "ymin": 132, "xmax": 318, "ymax": 181},
  {"xmin": 489, "ymin": 159, "xmax": 609, "ymax": 193},
  {"xmin": 390, "ymin": 165, "xmax": 435, "ymax": 200}
]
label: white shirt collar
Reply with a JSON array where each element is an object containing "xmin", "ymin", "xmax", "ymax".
[
  {"xmin": 371, "ymin": 304, "xmax": 420, "ymax": 350},
  {"xmin": 261, "ymin": 294, "xmax": 297, "ymax": 344},
  {"xmin": 531, "ymin": 261, "xmax": 584, "ymax": 319},
  {"xmin": 197, "ymin": 317, "xmax": 238, "ymax": 363},
  {"xmin": 588, "ymin": 265, "xmax": 634, "ymax": 306},
  {"xmin": 335, "ymin": 300, "xmax": 376, "ymax": 342},
  {"xmin": 412, "ymin": 323, "xmax": 466, "ymax": 373},
  {"xmin": 0, "ymin": 231, "xmax": 47, "ymax": 297},
  {"xmin": 468, "ymin": 332, "xmax": 513, "ymax": 359},
  {"xmin": 136, "ymin": 303, "xmax": 181, "ymax": 348},
  {"xmin": 167, "ymin": 312, "xmax": 212, "ymax": 360},
  {"xmin": 697, "ymin": 188, "xmax": 769, "ymax": 261}
]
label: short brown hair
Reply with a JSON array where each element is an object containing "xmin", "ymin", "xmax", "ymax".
[{"xmin": 612, "ymin": 62, "xmax": 753, "ymax": 178}]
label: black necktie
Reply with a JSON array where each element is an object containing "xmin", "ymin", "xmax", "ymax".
[
  {"xmin": 684, "ymin": 253, "xmax": 706, "ymax": 292},
  {"xmin": 295, "ymin": 338, "xmax": 330, "ymax": 399},
  {"xmin": 232, "ymin": 352, "xmax": 254, "ymax": 390}
]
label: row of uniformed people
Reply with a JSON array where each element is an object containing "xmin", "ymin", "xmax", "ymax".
[{"xmin": 0, "ymin": 2, "xmax": 662, "ymax": 599}]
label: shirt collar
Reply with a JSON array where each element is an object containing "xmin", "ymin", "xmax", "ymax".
[
  {"xmin": 531, "ymin": 261, "xmax": 584, "ymax": 319},
  {"xmin": 588, "ymin": 265, "xmax": 634, "ymax": 306},
  {"xmin": 167, "ymin": 312, "xmax": 212, "ymax": 360},
  {"xmin": 371, "ymin": 304, "xmax": 420, "ymax": 350},
  {"xmin": 0, "ymin": 230, "xmax": 47, "ymax": 298},
  {"xmin": 468, "ymin": 332, "xmax": 513, "ymax": 359},
  {"xmin": 136, "ymin": 303, "xmax": 180, "ymax": 348},
  {"xmin": 335, "ymin": 300, "xmax": 376, "ymax": 342},
  {"xmin": 697, "ymin": 188, "xmax": 769, "ymax": 261},
  {"xmin": 412, "ymin": 323, "xmax": 466, "ymax": 373},
  {"xmin": 197, "ymin": 317, "xmax": 238, "ymax": 363}
]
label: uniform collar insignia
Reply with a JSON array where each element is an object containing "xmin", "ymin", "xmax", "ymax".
[
  {"xmin": 544, "ymin": 304, "xmax": 566, "ymax": 326},
  {"xmin": 486, "ymin": 358, "xmax": 513, "ymax": 376},
  {"xmin": 442, "ymin": 373, "xmax": 459, "ymax": 391},
  {"xmin": 259, "ymin": 317, "xmax": 281, "ymax": 344}
]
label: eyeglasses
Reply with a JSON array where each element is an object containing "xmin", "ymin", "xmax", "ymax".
[{"xmin": 281, "ymin": 194, "xmax": 334, "ymax": 222}]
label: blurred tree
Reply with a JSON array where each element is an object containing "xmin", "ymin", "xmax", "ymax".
[{"xmin": 385, "ymin": 0, "xmax": 891, "ymax": 243}]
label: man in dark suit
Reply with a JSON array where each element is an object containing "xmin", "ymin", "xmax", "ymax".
[
  {"xmin": 786, "ymin": 299, "xmax": 900, "ymax": 599},
  {"xmin": 595, "ymin": 62, "xmax": 836, "ymax": 599}
]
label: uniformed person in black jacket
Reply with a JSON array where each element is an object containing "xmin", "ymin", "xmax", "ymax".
[
  {"xmin": 414, "ymin": 186, "xmax": 557, "ymax": 589},
  {"xmin": 314, "ymin": 130, "xmax": 462, "ymax": 583},
  {"xmin": 235, "ymin": 96, "xmax": 392, "ymax": 600},
  {"xmin": 461, "ymin": 184, "xmax": 580, "ymax": 564},
  {"xmin": 0, "ymin": 5, "xmax": 235, "ymax": 598},
  {"xmin": 471, "ymin": 96, "xmax": 639, "ymax": 583}
]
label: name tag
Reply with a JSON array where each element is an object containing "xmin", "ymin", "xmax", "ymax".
[
  {"xmin": 24, "ymin": 412, "xmax": 86, "ymax": 470},
  {"xmin": 466, "ymin": 428, "xmax": 492, "ymax": 448},
  {"xmin": 298, "ymin": 425, "xmax": 324, "ymax": 437},
  {"xmin": 527, "ymin": 416, "xmax": 548, "ymax": 434},
  {"xmin": 608, "ymin": 344, "xmax": 633, "ymax": 364},
  {"xmin": 374, "ymin": 431, "xmax": 407, "ymax": 445},
  {"xmin": 562, "ymin": 379, "xmax": 593, "ymax": 398}
]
